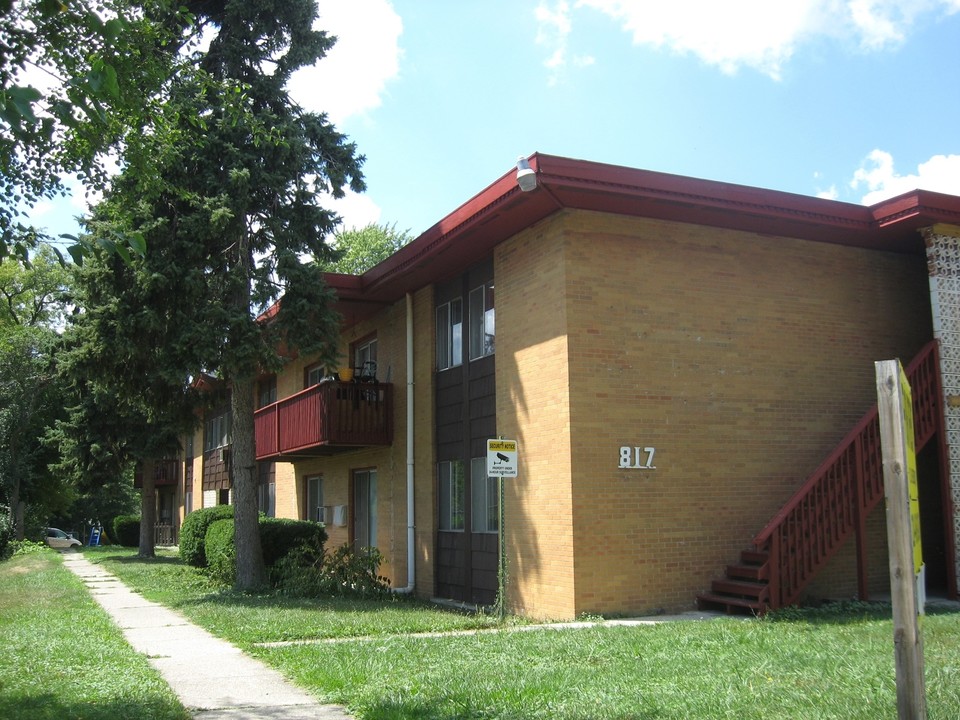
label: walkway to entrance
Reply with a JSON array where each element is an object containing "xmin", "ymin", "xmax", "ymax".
[{"xmin": 61, "ymin": 552, "xmax": 354, "ymax": 720}]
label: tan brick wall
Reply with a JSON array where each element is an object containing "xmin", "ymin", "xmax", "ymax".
[
  {"xmin": 493, "ymin": 208, "xmax": 931, "ymax": 618},
  {"xmin": 805, "ymin": 510, "xmax": 889, "ymax": 602},
  {"xmin": 181, "ymin": 426, "xmax": 203, "ymax": 522},
  {"xmin": 495, "ymin": 215, "xmax": 577, "ymax": 620},
  {"xmin": 273, "ymin": 461, "xmax": 297, "ymax": 519},
  {"xmin": 558, "ymin": 210, "xmax": 931, "ymax": 616}
]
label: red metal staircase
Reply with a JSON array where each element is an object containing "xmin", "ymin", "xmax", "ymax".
[{"xmin": 697, "ymin": 340, "xmax": 943, "ymax": 614}]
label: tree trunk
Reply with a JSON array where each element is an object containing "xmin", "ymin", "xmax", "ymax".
[
  {"xmin": 231, "ymin": 373, "xmax": 266, "ymax": 590},
  {"xmin": 139, "ymin": 461, "xmax": 156, "ymax": 558},
  {"xmin": 9, "ymin": 429, "xmax": 25, "ymax": 540},
  {"xmin": 10, "ymin": 476, "xmax": 24, "ymax": 540},
  {"xmin": 14, "ymin": 500, "xmax": 25, "ymax": 541}
]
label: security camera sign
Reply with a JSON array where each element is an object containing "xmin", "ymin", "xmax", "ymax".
[{"xmin": 487, "ymin": 439, "xmax": 518, "ymax": 477}]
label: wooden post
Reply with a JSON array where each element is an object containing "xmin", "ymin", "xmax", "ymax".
[{"xmin": 876, "ymin": 360, "xmax": 927, "ymax": 720}]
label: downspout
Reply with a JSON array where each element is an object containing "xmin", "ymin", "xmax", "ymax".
[{"xmin": 394, "ymin": 292, "xmax": 416, "ymax": 593}]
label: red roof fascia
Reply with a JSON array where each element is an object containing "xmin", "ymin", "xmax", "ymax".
[
  {"xmin": 869, "ymin": 189, "xmax": 960, "ymax": 230},
  {"xmin": 280, "ymin": 154, "xmax": 960, "ymax": 328}
]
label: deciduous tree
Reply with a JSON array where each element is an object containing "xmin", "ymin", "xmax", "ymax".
[
  {"xmin": 320, "ymin": 222, "xmax": 413, "ymax": 275},
  {"xmin": 0, "ymin": 0, "xmax": 191, "ymax": 263},
  {"xmin": 0, "ymin": 247, "xmax": 71, "ymax": 538}
]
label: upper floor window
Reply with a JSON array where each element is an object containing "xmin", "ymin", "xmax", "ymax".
[
  {"xmin": 469, "ymin": 283, "xmax": 495, "ymax": 360},
  {"xmin": 305, "ymin": 362, "xmax": 324, "ymax": 387},
  {"xmin": 257, "ymin": 375, "xmax": 277, "ymax": 408},
  {"xmin": 353, "ymin": 335, "xmax": 378, "ymax": 380},
  {"xmin": 436, "ymin": 298, "xmax": 463, "ymax": 371},
  {"xmin": 203, "ymin": 410, "xmax": 231, "ymax": 452},
  {"xmin": 354, "ymin": 336, "xmax": 377, "ymax": 367}
]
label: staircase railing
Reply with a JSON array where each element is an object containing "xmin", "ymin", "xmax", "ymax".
[{"xmin": 753, "ymin": 340, "xmax": 942, "ymax": 611}]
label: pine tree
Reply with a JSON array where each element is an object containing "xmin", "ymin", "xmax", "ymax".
[{"xmin": 62, "ymin": 0, "xmax": 364, "ymax": 586}]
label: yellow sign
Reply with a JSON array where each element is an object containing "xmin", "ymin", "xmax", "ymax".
[
  {"xmin": 487, "ymin": 439, "xmax": 518, "ymax": 478},
  {"xmin": 899, "ymin": 363, "xmax": 923, "ymax": 576}
]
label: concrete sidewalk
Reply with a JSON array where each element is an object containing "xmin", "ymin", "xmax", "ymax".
[{"xmin": 61, "ymin": 552, "xmax": 354, "ymax": 720}]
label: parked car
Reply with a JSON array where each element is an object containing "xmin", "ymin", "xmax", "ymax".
[{"xmin": 45, "ymin": 527, "xmax": 81, "ymax": 549}]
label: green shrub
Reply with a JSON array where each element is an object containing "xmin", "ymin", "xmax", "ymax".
[
  {"xmin": 259, "ymin": 517, "xmax": 328, "ymax": 568},
  {"xmin": 11, "ymin": 540, "xmax": 47, "ymax": 556},
  {"xmin": 179, "ymin": 505, "xmax": 234, "ymax": 567},
  {"xmin": 112, "ymin": 514, "xmax": 141, "ymax": 547},
  {"xmin": 205, "ymin": 518, "xmax": 236, "ymax": 584},
  {"xmin": 274, "ymin": 542, "xmax": 391, "ymax": 598}
]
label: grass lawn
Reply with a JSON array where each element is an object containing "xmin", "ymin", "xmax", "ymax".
[
  {"xmin": 254, "ymin": 609, "xmax": 960, "ymax": 719},
  {"xmin": 0, "ymin": 546, "xmax": 189, "ymax": 720},
  {"xmin": 88, "ymin": 546, "xmax": 512, "ymax": 644},
  {"xmin": 67, "ymin": 548, "xmax": 960, "ymax": 718}
]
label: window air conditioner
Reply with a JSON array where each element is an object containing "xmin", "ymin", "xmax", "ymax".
[{"xmin": 317, "ymin": 506, "xmax": 329, "ymax": 524}]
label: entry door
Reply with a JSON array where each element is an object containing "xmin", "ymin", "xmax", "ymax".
[{"xmin": 353, "ymin": 469, "xmax": 377, "ymax": 553}]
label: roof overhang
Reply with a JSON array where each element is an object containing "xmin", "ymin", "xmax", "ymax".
[{"xmin": 323, "ymin": 153, "xmax": 960, "ymax": 326}]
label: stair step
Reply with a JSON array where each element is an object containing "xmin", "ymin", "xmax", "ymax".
[
  {"xmin": 711, "ymin": 579, "xmax": 769, "ymax": 599},
  {"xmin": 726, "ymin": 563, "xmax": 768, "ymax": 581},
  {"xmin": 740, "ymin": 549, "xmax": 768, "ymax": 565},
  {"xmin": 696, "ymin": 592, "xmax": 765, "ymax": 614}
]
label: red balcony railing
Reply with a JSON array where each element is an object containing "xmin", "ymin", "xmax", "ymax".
[
  {"xmin": 255, "ymin": 381, "xmax": 393, "ymax": 459},
  {"xmin": 134, "ymin": 458, "xmax": 180, "ymax": 488}
]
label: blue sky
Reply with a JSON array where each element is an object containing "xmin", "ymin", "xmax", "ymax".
[{"xmin": 30, "ymin": 0, "xmax": 960, "ymax": 241}]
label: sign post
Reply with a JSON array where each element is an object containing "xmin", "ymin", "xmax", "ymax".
[
  {"xmin": 876, "ymin": 359, "xmax": 926, "ymax": 720},
  {"xmin": 488, "ymin": 439, "xmax": 518, "ymax": 619}
]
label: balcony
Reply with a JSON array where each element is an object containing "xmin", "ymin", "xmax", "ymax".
[
  {"xmin": 134, "ymin": 458, "xmax": 180, "ymax": 488},
  {"xmin": 255, "ymin": 380, "xmax": 393, "ymax": 460}
]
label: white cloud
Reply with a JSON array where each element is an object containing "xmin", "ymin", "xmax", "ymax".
[
  {"xmin": 535, "ymin": 1, "xmax": 596, "ymax": 84},
  {"xmin": 538, "ymin": 0, "xmax": 960, "ymax": 80},
  {"xmin": 288, "ymin": 0, "xmax": 403, "ymax": 125},
  {"xmin": 851, "ymin": 149, "xmax": 960, "ymax": 204},
  {"xmin": 326, "ymin": 189, "xmax": 383, "ymax": 232},
  {"xmin": 285, "ymin": 2, "xmax": 402, "ymax": 233}
]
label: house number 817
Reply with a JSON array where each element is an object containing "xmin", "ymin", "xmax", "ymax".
[{"xmin": 619, "ymin": 446, "xmax": 656, "ymax": 469}]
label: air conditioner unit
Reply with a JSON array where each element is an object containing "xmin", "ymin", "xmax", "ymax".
[
  {"xmin": 317, "ymin": 506, "xmax": 329, "ymax": 524},
  {"xmin": 217, "ymin": 448, "xmax": 225, "ymax": 462}
]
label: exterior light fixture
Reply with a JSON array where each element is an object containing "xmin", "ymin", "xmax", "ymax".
[{"xmin": 516, "ymin": 156, "xmax": 537, "ymax": 192}]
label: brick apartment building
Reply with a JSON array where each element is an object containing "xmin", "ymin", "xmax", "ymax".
[{"xmin": 156, "ymin": 154, "xmax": 960, "ymax": 619}]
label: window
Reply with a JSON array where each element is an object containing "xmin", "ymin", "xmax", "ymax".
[
  {"xmin": 304, "ymin": 363, "xmax": 325, "ymax": 387},
  {"xmin": 354, "ymin": 336, "xmax": 378, "ymax": 368},
  {"xmin": 438, "ymin": 460, "xmax": 465, "ymax": 531},
  {"xmin": 184, "ymin": 490, "xmax": 193, "ymax": 515},
  {"xmin": 258, "ymin": 462, "xmax": 275, "ymax": 518},
  {"xmin": 436, "ymin": 298, "xmax": 463, "ymax": 370},
  {"xmin": 257, "ymin": 376, "xmax": 277, "ymax": 408},
  {"xmin": 469, "ymin": 283, "xmax": 495, "ymax": 360},
  {"xmin": 353, "ymin": 469, "xmax": 378, "ymax": 553},
  {"xmin": 203, "ymin": 410, "xmax": 230, "ymax": 452},
  {"xmin": 305, "ymin": 475, "xmax": 324, "ymax": 522},
  {"xmin": 470, "ymin": 458, "xmax": 499, "ymax": 533}
]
